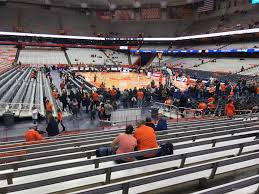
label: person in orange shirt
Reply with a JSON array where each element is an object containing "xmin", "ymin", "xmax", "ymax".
[
  {"xmin": 159, "ymin": 73, "xmax": 163, "ymax": 85},
  {"xmin": 256, "ymin": 86, "xmax": 259, "ymax": 96},
  {"xmin": 221, "ymin": 83, "xmax": 226, "ymax": 95},
  {"xmin": 134, "ymin": 121, "xmax": 159, "ymax": 158},
  {"xmin": 110, "ymin": 88, "xmax": 117, "ymax": 102},
  {"xmin": 91, "ymin": 92, "xmax": 99, "ymax": 104},
  {"xmin": 45, "ymin": 100, "xmax": 53, "ymax": 121},
  {"xmin": 198, "ymin": 101, "xmax": 207, "ymax": 117},
  {"xmin": 225, "ymin": 100, "xmax": 235, "ymax": 119},
  {"xmin": 136, "ymin": 89, "xmax": 144, "ymax": 108},
  {"xmin": 208, "ymin": 96, "xmax": 216, "ymax": 113},
  {"xmin": 186, "ymin": 75, "xmax": 191, "ymax": 85},
  {"xmin": 57, "ymin": 109, "xmax": 66, "ymax": 131},
  {"xmin": 25, "ymin": 126, "xmax": 44, "ymax": 142}
]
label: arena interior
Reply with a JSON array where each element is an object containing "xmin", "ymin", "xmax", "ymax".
[{"xmin": 0, "ymin": 0, "xmax": 259, "ymax": 193}]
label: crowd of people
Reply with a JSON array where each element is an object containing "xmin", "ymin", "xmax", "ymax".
[{"xmin": 25, "ymin": 65, "xmax": 259, "ymax": 144}]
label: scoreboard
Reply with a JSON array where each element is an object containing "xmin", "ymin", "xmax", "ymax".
[{"xmin": 252, "ymin": 0, "xmax": 259, "ymax": 4}]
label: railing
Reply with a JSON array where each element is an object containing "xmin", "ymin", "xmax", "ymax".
[
  {"xmin": 0, "ymin": 102, "xmax": 41, "ymax": 117},
  {"xmin": 153, "ymin": 102, "xmax": 203, "ymax": 122},
  {"xmin": 192, "ymin": 174, "xmax": 259, "ymax": 194},
  {"xmin": 2, "ymin": 138, "xmax": 259, "ymax": 194}
]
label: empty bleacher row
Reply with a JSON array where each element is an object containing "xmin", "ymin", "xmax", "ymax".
[
  {"xmin": 16, "ymin": 47, "xmax": 139, "ymax": 67},
  {"xmin": 0, "ymin": 115, "xmax": 259, "ymax": 193},
  {"xmin": 150, "ymin": 56, "xmax": 259, "ymax": 75},
  {"xmin": 18, "ymin": 48, "xmax": 67, "ymax": 65},
  {"xmin": 0, "ymin": 67, "xmax": 50, "ymax": 118}
]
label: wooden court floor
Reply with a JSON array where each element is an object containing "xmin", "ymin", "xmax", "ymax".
[{"xmin": 77, "ymin": 72, "xmax": 160, "ymax": 90}]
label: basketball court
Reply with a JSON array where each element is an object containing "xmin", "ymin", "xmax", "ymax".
[{"xmin": 77, "ymin": 72, "xmax": 160, "ymax": 90}]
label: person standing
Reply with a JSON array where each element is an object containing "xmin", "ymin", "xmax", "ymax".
[
  {"xmin": 57, "ymin": 109, "xmax": 66, "ymax": 131},
  {"xmin": 71, "ymin": 98, "xmax": 79, "ymax": 120},
  {"xmin": 225, "ymin": 100, "xmax": 235, "ymax": 119},
  {"xmin": 31, "ymin": 106, "xmax": 38, "ymax": 124},
  {"xmin": 104, "ymin": 100, "xmax": 113, "ymax": 121},
  {"xmin": 136, "ymin": 89, "xmax": 144, "ymax": 108}
]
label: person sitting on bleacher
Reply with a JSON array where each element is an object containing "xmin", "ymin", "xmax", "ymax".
[
  {"xmin": 145, "ymin": 117, "xmax": 156, "ymax": 131},
  {"xmin": 46, "ymin": 115, "xmax": 60, "ymax": 137},
  {"xmin": 156, "ymin": 116, "xmax": 167, "ymax": 131},
  {"xmin": 25, "ymin": 126, "xmax": 44, "ymax": 142},
  {"xmin": 134, "ymin": 120, "xmax": 159, "ymax": 159},
  {"xmin": 111, "ymin": 125, "xmax": 137, "ymax": 164}
]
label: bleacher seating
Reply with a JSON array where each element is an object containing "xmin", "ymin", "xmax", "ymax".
[
  {"xmin": 239, "ymin": 65, "xmax": 259, "ymax": 76},
  {"xmin": 0, "ymin": 116, "xmax": 259, "ymax": 193},
  {"xmin": 189, "ymin": 58, "xmax": 259, "ymax": 73},
  {"xmin": 0, "ymin": 46, "xmax": 17, "ymax": 73},
  {"xmin": 103, "ymin": 49, "xmax": 139, "ymax": 66},
  {"xmin": 66, "ymin": 48, "xmax": 112, "ymax": 65},
  {"xmin": 0, "ymin": 67, "xmax": 46, "ymax": 118},
  {"xmin": 18, "ymin": 48, "xmax": 67, "ymax": 65}
]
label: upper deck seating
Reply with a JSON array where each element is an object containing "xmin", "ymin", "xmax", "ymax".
[{"xmin": 18, "ymin": 49, "xmax": 67, "ymax": 65}]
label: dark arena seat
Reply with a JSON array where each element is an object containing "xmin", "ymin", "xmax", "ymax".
[{"xmin": 0, "ymin": 0, "xmax": 259, "ymax": 193}]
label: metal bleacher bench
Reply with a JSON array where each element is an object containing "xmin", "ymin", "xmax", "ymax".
[
  {"xmin": 0, "ymin": 116, "xmax": 259, "ymax": 193},
  {"xmin": 1, "ymin": 132, "xmax": 259, "ymax": 193},
  {"xmin": 0, "ymin": 119, "xmax": 258, "ymax": 165}
]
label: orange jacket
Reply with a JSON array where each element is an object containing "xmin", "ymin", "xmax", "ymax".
[
  {"xmin": 221, "ymin": 84, "xmax": 226, "ymax": 92},
  {"xmin": 46, "ymin": 102, "xmax": 53, "ymax": 112},
  {"xmin": 92, "ymin": 92, "xmax": 99, "ymax": 102},
  {"xmin": 134, "ymin": 125, "xmax": 158, "ymax": 152},
  {"xmin": 110, "ymin": 89, "xmax": 117, "ymax": 97},
  {"xmin": 257, "ymin": 87, "xmax": 259, "ymax": 95},
  {"xmin": 198, "ymin": 102, "xmax": 207, "ymax": 111},
  {"xmin": 225, "ymin": 102, "xmax": 235, "ymax": 118},
  {"xmin": 136, "ymin": 91, "xmax": 144, "ymax": 100},
  {"xmin": 25, "ymin": 129, "xmax": 44, "ymax": 142}
]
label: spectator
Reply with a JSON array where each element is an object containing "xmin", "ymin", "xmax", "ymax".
[
  {"xmin": 198, "ymin": 101, "xmax": 207, "ymax": 117},
  {"xmin": 31, "ymin": 106, "xmax": 38, "ymax": 124},
  {"xmin": 145, "ymin": 117, "xmax": 156, "ymax": 131},
  {"xmin": 134, "ymin": 120, "xmax": 159, "ymax": 158},
  {"xmin": 46, "ymin": 115, "xmax": 59, "ymax": 137},
  {"xmin": 225, "ymin": 99, "xmax": 235, "ymax": 119},
  {"xmin": 71, "ymin": 98, "xmax": 79, "ymax": 119},
  {"xmin": 46, "ymin": 100, "xmax": 53, "ymax": 117},
  {"xmin": 156, "ymin": 116, "xmax": 167, "ymax": 131},
  {"xmin": 111, "ymin": 125, "xmax": 137, "ymax": 163},
  {"xmin": 99, "ymin": 103, "xmax": 105, "ymax": 120},
  {"xmin": 89, "ymin": 100, "xmax": 97, "ymax": 120},
  {"xmin": 57, "ymin": 109, "xmax": 66, "ymax": 131},
  {"xmin": 136, "ymin": 89, "xmax": 144, "ymax": 108},
  {"xmin": 104, "ymin": 100, "xmax": 113, "ymax": 121},
  {"xmin": 25, "ymin": 126, "xmax": 44, "ymax": 142},
  {"xmin": 60, "ymin": 90, "xmax": 68, "ymax": 111}
]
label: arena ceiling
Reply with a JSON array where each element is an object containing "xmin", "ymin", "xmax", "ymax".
[{"xmin": 9, "ymin": 0, "xmax": 203, "ymax": 9}]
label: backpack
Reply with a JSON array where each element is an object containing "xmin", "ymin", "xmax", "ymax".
[
  {"xmin": 159, "ymin": 142, "xmax": 174, "ymax": 156},
  {"xmin": 96, "ymin": 147, "xmax": 113, "ymax": 157}
]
